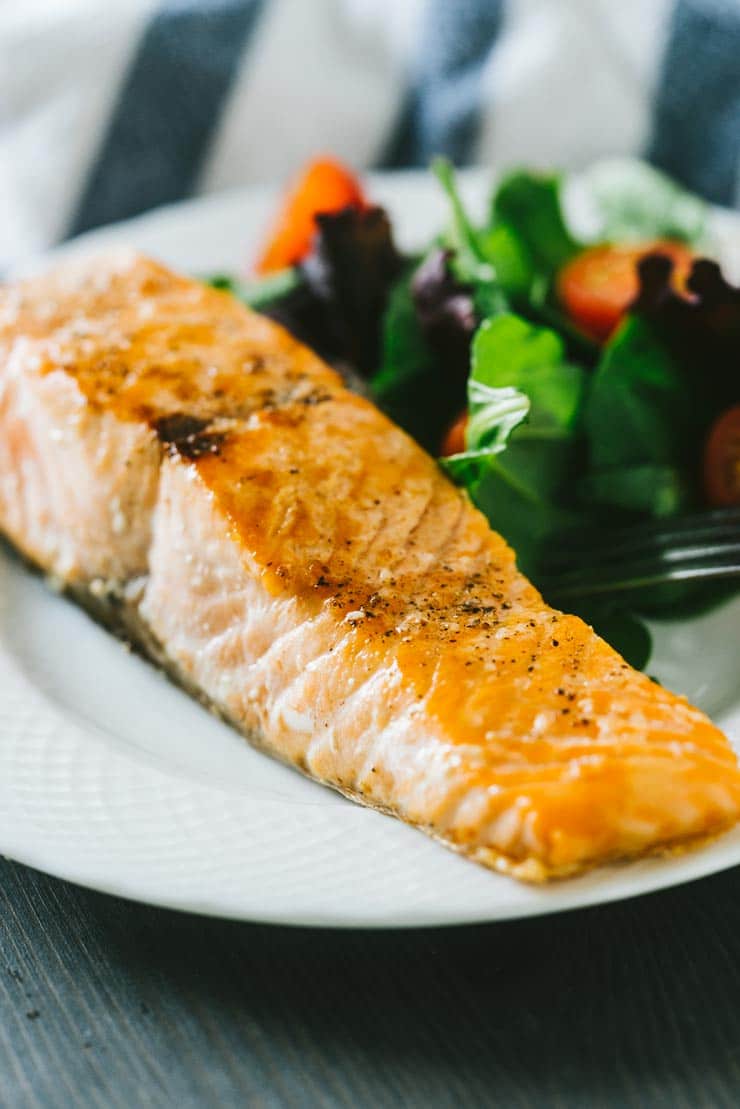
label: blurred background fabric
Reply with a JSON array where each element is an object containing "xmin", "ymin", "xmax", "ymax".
[{"xmin": 1, "ymin": 0, "xmax": 739, "ymax": 270}]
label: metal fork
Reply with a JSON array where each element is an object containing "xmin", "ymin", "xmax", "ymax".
[{"xmin": 538, "ymin": 507, "xmax": 740, "ymax": 601}]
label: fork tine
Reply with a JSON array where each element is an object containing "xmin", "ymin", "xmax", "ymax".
[
  {"xmin": 552, "ymin": 506, "xmax": 740, "ymax": 548},
  {"xmin": 542, "ymin": 507, "xmax": 740, "ymax": 573},
  {"xmin": 540, "ymin": 548, "xmax": 740, "ymax": 601},
  {"xmin": 554, "ymin": 537, "xmax": 740, "ymax": 575}
]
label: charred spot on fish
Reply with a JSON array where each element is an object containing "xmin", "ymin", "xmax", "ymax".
[
  {"xmin": 257, "ymin": 387, "xmax": 278, "ymax": 410},
  {"xmin": 154, "ymin": 414, "xmax": 225, "ymax": 460},
  {"xmin": 300, "ymin": 390, "xmax": 333, "ymax": 406},
  {"xmin": 154, "ymin": 413, "xmax": 209, "ymax": 444},
  {"xmin": 175, "ymin": 432, "xmax": 225, "ymax": 460},
  {"xmin": 459, "ymin": 601, "xmax": 496, "ymax": 615}
]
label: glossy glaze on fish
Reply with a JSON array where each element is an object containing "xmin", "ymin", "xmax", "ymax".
[{"xmin": 1, "ymin": 249, "xmax": 738, "ymax": 882}]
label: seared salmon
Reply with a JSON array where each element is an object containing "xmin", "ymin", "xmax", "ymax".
[{"xmin": 1, "ymin": 249, "xmax": 738, "ymax": 881}]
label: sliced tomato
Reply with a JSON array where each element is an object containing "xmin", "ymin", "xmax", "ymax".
[
  {"xmin": 704, "ymin": 405, "xmax": 740, "ymax": 506},
  {"xmin": 556, "ymin": 240, "xmax": 694, "ymax": 342},
  {"xmin": 255, "ymin": 157, "xmax": 366, "ymax": 275},
  {"xmin": 440, "ymin": 410, "xmax": 468, "ymax": 457}
]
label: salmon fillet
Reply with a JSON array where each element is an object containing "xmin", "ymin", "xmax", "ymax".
[{"xmin": 1, "ymin": 248, "xmax": 738, "ymax": 882}]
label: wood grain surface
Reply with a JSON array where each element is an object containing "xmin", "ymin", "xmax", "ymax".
[{"xmin": 2, "ymin": 856, "xmax": 740, "ymax": 1108}]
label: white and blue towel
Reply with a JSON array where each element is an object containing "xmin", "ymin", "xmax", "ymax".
[{"xmin": 1, "ymin": 0, "xmax": 739, "ymax": 270}]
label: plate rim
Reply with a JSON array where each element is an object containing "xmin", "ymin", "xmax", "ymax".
[{"xmin": 2, "ymin": 169, "xmax": 740, "ymax": 928}]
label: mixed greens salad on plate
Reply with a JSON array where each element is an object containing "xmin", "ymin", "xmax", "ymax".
[{"xmin": 208, "ymin": 157, "xmax": 740, "ymax": 669}]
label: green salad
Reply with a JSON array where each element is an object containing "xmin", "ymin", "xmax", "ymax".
[{"xmin": 209, "ymin": 157, "xmax": 740, "ymax": 669}]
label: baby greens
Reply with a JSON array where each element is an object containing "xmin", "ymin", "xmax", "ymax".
[
  {"xmin": 444, "ymin": 314, "xmax": 585, "ymax": 575},
  {"xmin": 209, "ymin": 157, "xmax": 738, "ymax": 669},
  {"xmin": 371, "ymin": 262, "xmax": 459, "ymax": 453},
  {"xmin": 574, "ymin": 158, "xmax": 708, "ymax": 245},
  {"xmin": 373, "ymin": 159, "xmax": 730, "ymax": 668}
]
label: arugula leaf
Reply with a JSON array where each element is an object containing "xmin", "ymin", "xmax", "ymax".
[
  {"xmin": 444, "ymin": 314, "xmax": 586, "ymax": 573},
  {"xmin": 574, "ymin": 158, "xmax": 707, "ymax": 245},
  {"xmin": 431, "ymin": 158, "xmax": 511, "ymax": 317},
  {"xmin": 491, "ymin": 170, "xmax": 582, "ymax": 278},
  {"xmin": 431, "ymin": 158, "xmax": 488, "ymax": 278}
]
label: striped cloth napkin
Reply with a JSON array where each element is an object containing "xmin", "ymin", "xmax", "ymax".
[{"xmin": 1, "ymin": 0, "xmax": 738, "ymax": 271}]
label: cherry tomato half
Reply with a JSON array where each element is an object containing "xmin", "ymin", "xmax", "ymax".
[
  {"xmin": 440, "ymin": 410, "xmax": 468, "ymax": 457},
  {"xmin": 557, "ymin": 240, "xmax": 694, "ymax": 342},
  {"xmin": 704, "ymin": 405, "xmax": 740, "ymax": 507}
]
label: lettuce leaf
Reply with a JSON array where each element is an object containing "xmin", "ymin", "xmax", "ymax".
[{"xmin": 431, "ymin": 158, "xmax": 493, "ymax": 286}]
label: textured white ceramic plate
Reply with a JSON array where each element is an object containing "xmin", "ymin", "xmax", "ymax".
[{"xmin": 2, "ymin": 171, "xmax": 740, "ymax": 927}]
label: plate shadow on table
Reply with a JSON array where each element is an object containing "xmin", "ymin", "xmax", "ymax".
[{"xmin": 3, "ymin": 858, "xmax": 740, "ymax": 1108}]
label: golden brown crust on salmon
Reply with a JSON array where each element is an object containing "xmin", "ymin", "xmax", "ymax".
[{"xmin": 1, "ymin": 248, "xmax": 739, "ymax": 882}]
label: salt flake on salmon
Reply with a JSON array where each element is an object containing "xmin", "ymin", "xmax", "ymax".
[{"xmin": 1, "ymin": 249, "xmax": 738, "ymax": 882}]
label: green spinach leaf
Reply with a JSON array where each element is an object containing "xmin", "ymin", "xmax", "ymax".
[
  {"xmin": 491, "ymin": 170, "xmax": 582, "ymax": 278},
  {"xmin": 581, "ymin": 314, "xmax": 698, "ymax": 516},
  {"xmin": 444, "ymin": 314, "xmax": 586, "ymax": 573},
  {"xmin": 371, "ymin": 265, "xmax": 460, "ymax": 452}
]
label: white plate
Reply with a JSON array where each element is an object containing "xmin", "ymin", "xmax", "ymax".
[{"xmin": 2, "ymin": 171, "xmax": 740, "ymax": 928}]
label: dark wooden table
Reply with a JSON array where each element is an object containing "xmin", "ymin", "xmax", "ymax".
[{"xmin": 2, "ymin": 856, "xmax": 740, "ymax": 1108}]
